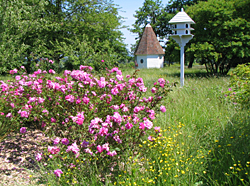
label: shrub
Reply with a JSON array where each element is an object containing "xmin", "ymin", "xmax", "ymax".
[
  {"xmin": 226, "ymin": 63, "xmax": 250, "ymax": 108},
  {"xmin": 0, "ymin": 63, "xmax": 175, "ymax": 184}
]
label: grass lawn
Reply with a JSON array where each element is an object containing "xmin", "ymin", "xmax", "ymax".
[{"xmin": 115, "ymin": 64, "xmax": 250, "ymax": 185}]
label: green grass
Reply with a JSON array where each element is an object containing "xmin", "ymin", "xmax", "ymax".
[{"xmin": 114, "ymin": 65, "xmax": 250, "ymax": 185}]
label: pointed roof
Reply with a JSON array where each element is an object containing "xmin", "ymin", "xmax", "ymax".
[
  {"xmin": 135, "ymin": 24, "xmax": 165, "ymax": 55},
  {"xmin": 169, "ymin": 8, "xmax": 195, "ymax": 24}
]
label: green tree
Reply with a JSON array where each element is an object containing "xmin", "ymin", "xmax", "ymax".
[
  {"xmin": 186, "ymin": 0, "xmax": 250, "ymax": 74},
  {"xmin": 0, "ymin": 0, "xmax": 129, "ymax": 74}
]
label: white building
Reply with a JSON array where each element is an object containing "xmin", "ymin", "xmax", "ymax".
[{"xmin": 135, "ymin": 24, "xmax": 165, "ymax": 69}]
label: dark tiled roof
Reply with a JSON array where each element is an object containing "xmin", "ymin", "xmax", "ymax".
[{"xmin": 135, "ymin": 24, "xmax": 165, "ymax": 55}]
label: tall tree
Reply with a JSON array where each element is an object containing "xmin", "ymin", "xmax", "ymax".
[
  {"xmin": 0, "ymin": 0, "xmax": 129, "ymax": 74},
  {"xmin": 186, "ymin": 0, "xmax": 250, "ymax": 74}
]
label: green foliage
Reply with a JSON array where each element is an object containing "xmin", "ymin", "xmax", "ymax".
[
  {"xmin": 226, "ymin": 63, "xmax": 250, "ymax": 108},
  {"xmin": 186, "ymin": 0, "xmax": 250, "ymax": 74},
  {"xmin": 0, "ymin": 0, "xmax": 129, "ymax": 74}
]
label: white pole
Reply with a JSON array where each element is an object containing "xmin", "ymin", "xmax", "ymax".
[{"xmin": 180, "ymin": 45, "xmax": 185, "ymax": 87}]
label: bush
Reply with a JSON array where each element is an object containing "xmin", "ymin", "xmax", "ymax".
[
  {"xmin": 226, "ymin": 63, "xmax": 250, "ymax": 108},
  {"xmin": 0, "ymin": 64, "xmax": 175, "ymax": 184}
]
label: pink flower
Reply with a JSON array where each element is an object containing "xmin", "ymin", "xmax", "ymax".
[
  {"xmin": 160, "ymin": 105, "xmax": 166, "ymax": 113},
  {"xmin": 42, "ymin": 109, "xmax": 49, "ymax": 115},
  {"xmin": 111, "ymin": 87, "xmax": 119, "ymax": 95},
  {"xmin": 139, "ymin": 122, "xmax": 145, "ymax": 130},
  {"xmin": 38, "ymin": 97, "xmax": 45, "ymax": 103},
  {"xmin": 49, "ymin": 69, "xmax": 55, "ymax": 74},
  {"xmin": 76, "ymin": 117, "xmax": 84, "ymax": 125},
  {"xmin": 6, "ymin": 113, "xmax": 12, "ymax": 118},
  {"xmin": 133, "ymin": 106, "xmax": 140, "ymax": 113},
  {"xmin": 54, "ymin": 169, "xmax": 63, "ymax": 177},
  {"xmin": 41, "ymin": 121, "xmax": 46, "ymax": 128},
  {"xmin": 61, "ymin": 138, "xmax": 69, "ymax": 145},
  {"xmin": 84, "ymin": 148, "xmax": 93, "ymax": 155},
  {"xmin": 49, "ymin": 60, "xmax": 54, "ymax": 64},
  {"xmin": 110, "ymin": 105, "xmax": 119, "ymax": 110},
  {"xmin": 20, "ymin": 127, "xmax": 26, "ymax": 133},
  {"xmin": 97, "ymin": 145, "xmax": 103, "ymax": 153},
  {"xmin": 35, "ymin": 153, "xmax": 42, "ymax": 161},
  {"xmin": 10, "ymin": 103, "xmax": 15, "ymax": 108},
  {"xmin": 10, "ymin": 69, "xmax": 18, "ymax": 74},
  {"xmin": 125, "ymin": 122, "xmax": 133, "ymax": 129},
  {"xmin": 98, "ymin": 127, "xmax": 108, "ymax": 136},
  {"xmin": 65, "ymin": 94, "xmax": 75, "ymax": 103},
  {"xmin": 53, "ymin": 137, "xmax": 60, "ymax": 145},
  {"xmin": 148, "ymin": 136, "xmax": 155, "ymax": 141},
  {"xmin": 82, "ymin": 97, "xmax": 90, "ymax": 104},
  {"xmin": 66, "ymin": 142, "xmax": 80, "ymax": 155},
  {"xmin": 102, "ymin": 143, "xmax": 109, "ymax": 152},
  {"xmin": 112, "ymin": 112, "xmax": 122, "ymax": 124},
  {"xmin": 122, "ymin": 106, "xmax": 129, "ymax": 112},
  {"xmin": 158, "ymin": 78, "xmax": 165, "ymax": 85},
  {"xmin": 107, "ymin": 150, "xmax": 117, "ymax": 157},
  {"xmin": 20, "ymin": 111, "xmax": 29, "ymax": 118},
  {"xmin": 98, "ymin": 77, "xmax": 107, "ymax": 88},
  {"xmin": 144, "ymin": 119, "xmax": 153, "ymax": 129},
  {"xmin": 48, "ymin": 146, "xmax": 60, "ymax": 154},
  {"xmin": 151, "ymin": 87, "xmax": 157, "ymax": 93},
  {"xmin": 154, "ymin": 126, "xmax": 161, "ymax": 133},
  {"xmin": 15, "ymin": 76, "xmax": 21, "ymax": 81},
  {"xmin": 51, "ymin": 117, "xmax": 56, "ymax": 123},
  {"xmin": 101, "ymin": 60, "xmax": 104, "ymax": 62}
]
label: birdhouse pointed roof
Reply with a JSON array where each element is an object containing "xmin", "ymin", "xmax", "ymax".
[
  {"xmin": 169, "ymin": 8, "xmax": 195, "ymax": 24},
  {"xmin": 135, "ymin": 24, "xmax": 165, "ymax": 55}
]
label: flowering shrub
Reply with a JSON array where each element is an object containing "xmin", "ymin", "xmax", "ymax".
[
  {"xmin": 226, "ymin": 63, "xmax": 250, "ymax": 108},
  {"xmin": 0, "ymin": 64, "xmax": 175, "ymax": 184}
]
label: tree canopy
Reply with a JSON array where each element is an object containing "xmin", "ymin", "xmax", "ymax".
[
  {"xmin": 187, "ymin": 0, "xmax": 250, "ymax": 74},
  {"xmin": 0, "ymin": 0, "xmax": 129, "ymax": 74}
]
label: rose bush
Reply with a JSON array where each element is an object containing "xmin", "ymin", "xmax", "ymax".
[
  {"xmin": 226, "ymin": 63, "xmax": 250, "ymax": 108},
  {"xmin": 0, "ymin": 62, "xmax": 175, "ymax": 184}
]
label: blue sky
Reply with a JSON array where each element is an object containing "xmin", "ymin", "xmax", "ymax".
[{"xmin": 113, "ymin": 0, "xmax": 170, "ymax": 51}]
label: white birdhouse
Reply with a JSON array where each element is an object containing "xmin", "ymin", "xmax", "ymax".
[
  {"xmin": 169, "ymin": 8, "xmax": 195, "ymax": 47},
  {"xmin": 168, "ymin": 8, "xmax": 195, "ymax": 87}
]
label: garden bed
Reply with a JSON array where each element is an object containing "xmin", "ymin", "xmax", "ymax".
[{"xmin": 0, "ymin": 129, "xmax": 51, "ymax": 186}]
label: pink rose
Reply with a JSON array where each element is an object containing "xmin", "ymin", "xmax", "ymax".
[
  {"xmin": 54, "ymin": 169, "xmax": 63, "ymax": 177},
  {"xmin": 35, "ymin": 153, "xmax": 42, "ymax": 161},
  {"xmin": 20, "ymin": 127, "xmax": 26, "ymax": 133},
  {"xmin": 160, "ymin": 105, "xmax": 166, "ymax": 113},
  {"xmin": 61, "ymin": 138, "xmax": 69, "ymax": 145},
  {"xmin": 53, "ymin": 137, "xmax": 60, "ymax": 145}
]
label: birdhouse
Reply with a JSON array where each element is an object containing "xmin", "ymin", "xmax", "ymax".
[
  {"xmin": 168, "ymin": 8, "xmax": 195, "ymax": 87},
  {"xmin": 169, "ymin": 8, "xmax": 195, "ymax": 47}
]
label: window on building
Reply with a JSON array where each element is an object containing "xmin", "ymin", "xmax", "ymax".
[
  {"xmin": 175, "ymin": 31, "xmax": 177, "ymax": 34},
  {"xmin": 140, "ymin": 59, "xmax": 144, "ymax": 64},
  {"xmin": 175, "ymin": 24, "xmax": 177, "ymax": 28},
  {"xmin": 186, "ymin": 24, "xmax": 189, "ymax": 28},
  {"xmin": 186, "ymin": 30, "xmax": 189, "ymax": 34}
]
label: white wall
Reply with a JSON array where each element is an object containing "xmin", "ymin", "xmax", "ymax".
[
  {"xmin": 147, "ymin": 55, "xmax": 164, "ymax": 68},
  {"xmin": 136, "ymin": 55, "xmax": 164, "ymax": 69}
]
